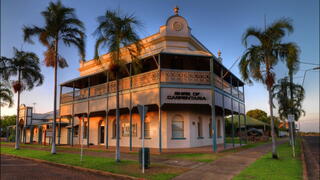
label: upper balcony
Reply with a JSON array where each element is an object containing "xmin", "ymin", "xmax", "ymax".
[{"xmin": 61, "ymin": 69, "xmax": 244, "ymax": 104}]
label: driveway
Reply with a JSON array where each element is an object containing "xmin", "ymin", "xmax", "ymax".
[
  {"xmin": 173, "ymin": 139, "xmax": 288, "ymax": 180},
  {"xmin": 0, "ymin": 155, "xmax": 130, "ymax": 180}
]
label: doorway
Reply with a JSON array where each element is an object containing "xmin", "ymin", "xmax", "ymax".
[{"xmin": 98, "ymin": 120, "xmax": 105, "ymax": 144}]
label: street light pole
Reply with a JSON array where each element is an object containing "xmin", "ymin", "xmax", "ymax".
[{"xmin": 302, "ymin": 67, "xmax": 320, "ymax": 87}]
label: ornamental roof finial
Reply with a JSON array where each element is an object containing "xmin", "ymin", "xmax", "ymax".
[
  {"xmin": 174, "ymin": 5, "xmax": 179, "ymax": 15},
  {"xmin": 218, "ymin": 50, "xmax": 221, "ymax": 57}
]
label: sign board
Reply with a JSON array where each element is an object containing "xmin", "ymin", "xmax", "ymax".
[
  {"xmin": 288, "ymin": 114, "xmax": 295, "ymax": 122},
  {"xmin": 46, "ymin": 131, "xmax": 53, "ymax": 137},
  {"xmin": 161, "ymin": 88, "xmax": 211, "ymax": 105}
]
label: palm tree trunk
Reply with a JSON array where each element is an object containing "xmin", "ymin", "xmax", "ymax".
[
  {"xmin": 289, "ymin": 73, "xmax": 295, "ymax": 145},
  {"xmin": 115, "ymin": 71, "xmax": 120, "ymax": 162},
  {"xmin": 268, "ymin": 87, "xmax": 278, "ymax": 159},
  {"xmin": 15, "ymin": 71, "xmax": 21, "ymax": 150},
  {"xmin": 51, "ymin": 39, "xmax": 58, "ymax": 154}
]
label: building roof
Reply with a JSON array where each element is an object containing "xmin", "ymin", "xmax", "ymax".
[{"xmin": 32, "ymin": 110, "xmax": 60, "ymax": 120}]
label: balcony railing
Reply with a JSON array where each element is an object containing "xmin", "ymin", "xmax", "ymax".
[
  {"xmin": 61, "ymin": 69, "xmax": 244, "ymax": 104},
  {"xmin": 160, "ymin": 69, "xmax": 210, "ymax": 84}
]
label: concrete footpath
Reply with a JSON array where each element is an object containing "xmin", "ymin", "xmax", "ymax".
[{"xmin": 174, "ymin": 139, "xmax": 287, "ymax": 180}]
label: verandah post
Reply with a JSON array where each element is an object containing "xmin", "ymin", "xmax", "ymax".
[
  {"xmin": 105, "ymin": 71, "xmax": 109, "ymax": 149},
  {"xmin": 210, "ymin": 57, "xmax": 217, "ymax": 152},
  {"xmin": 129, "ymin": 64, "xmax": 133, "ymax": 151},
  {"xmin": 237, "ymin": 81, "xmax": 242, "ymax": 146},
  {"xmin": 231, "ymin": 100, "xmax": 235, "ymax": 148},
  {"xmin": 221, "ymin": 68, "xmax": 227, "ymax": 149},
  {"xmin": 87, "ymin": 77, "xmax": 90, "ymax": 147},
  {"xmin": 158, "ymin": 54, "xmax": 162, "ymax": 153},
  {"xmin": 71, "ymin": 82, "xmax": 75, "ymax": 146}
]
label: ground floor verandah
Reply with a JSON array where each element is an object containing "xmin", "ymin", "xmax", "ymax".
[{"xmin": 12, "ymin": 103, "xmax": 247, "ymax": 152}]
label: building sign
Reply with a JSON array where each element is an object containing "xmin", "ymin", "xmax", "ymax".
[
  {"xmin": 167, "ymin": 92, "xmax": 206, "ymax": 100},
  {"xmin": 46, "ymin": 130, "xmax": 53, "ymax": 137},
  {"xmin": 162, "ymin": 88, "xmax": 211, "ymax": 105}
]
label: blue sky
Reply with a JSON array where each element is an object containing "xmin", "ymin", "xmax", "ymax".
[{"xmin": 1, "ymin": 0, "xmax": 319, "ymax": 132}]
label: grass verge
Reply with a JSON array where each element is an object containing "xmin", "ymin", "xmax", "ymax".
[
  {"xmin": 232, "ymin": 139, "xmax": 302, "ymax": 180},
  {"xmin": 1, "ymin": 146, "xmax": 187, "ymax": 180}
]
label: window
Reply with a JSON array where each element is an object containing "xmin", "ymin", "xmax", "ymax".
[
  {"xmin": 172, "ymin": 115, "xmax": 184, "ymax": 139},
  {"xmin": 144, "ymin": 122, "xmax": 151, "ymax": 138},
  {"xmin": 209, "ymin": 120, "xmax": 212, "ymax": 138},
  {"xmin": 140, "ymin": 121, "xmax": 151, "ymax": 138},
  {"xmin": 218, "ymin": 119, "xmax": 221, "ymax": 137},
  {"xmin": 197, "ymin": 117, "xmax": 203, "ymax": 138},
  {"xmin": 132, "ymin": 124, "xmax": 137, "ymax": 137},
  {"xmin": 74, "ymin": 126, "xmax": 79, "ymax": 136},
  {"xmin": 122, "ymin": 123, "xmax": 130, "ymax": 137}
]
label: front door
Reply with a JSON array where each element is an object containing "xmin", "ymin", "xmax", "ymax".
[{"xmin": 99, "ymin": 126, "xmax": 104, "ymax": 144}]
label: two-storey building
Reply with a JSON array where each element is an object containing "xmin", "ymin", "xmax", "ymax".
[{"xmin": 57, "ymin": 8, "xmax": 246, "ymax": 151}]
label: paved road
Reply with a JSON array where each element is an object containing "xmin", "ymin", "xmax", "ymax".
[
  {"xmin": 0, "ymin": 155, "xmax": 130, "ymax": 180},
  {"xmin": 173, "ymin": 139, "xmax": 287, "ymax": 180},
  {"xmin": 302, "ymin": 136, "xmax": 320, "ymax": 180}
]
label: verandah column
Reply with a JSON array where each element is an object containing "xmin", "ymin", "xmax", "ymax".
[
  {"xmin": 30, "ymin": 126, "xmax": 34, "ymax": 144},
  {"xmin": 210, "ymin": 57, "xmax": 217, "ymax": 152},
  {"xmin": 243, "ymin": 85, "xmax": 248, "ymax": 144},
  {"xmin": 158, "ymin": 54, "xmax": 162, "ymax": 152},
  {"xmin": 105, "ymin": 72, "xmax": 109, "ymax": 149},
  {"xmin": 231, "ymin": 99, "xmax": 235, "ymax": 148},
  {"xmin": 71, "ymin": 82, "xmax": 75, "ymax": 146},
  {"xmin": 58, "ymin": 118, "xmax": 61, "ymax": 145},
  {"xmin": 237, "ymin": 81, "xmax": 242, "ymax": 146},
  {"xmin": 129, "ymin": 64, "xmax": 133, "ymax": 151},
  {"xmin": 221, "ymin": 68, "xmax": 227, "ymax": 149},
  {"xmin": 87, "ymin": 114, "xmax": 90, "ymax": 147},
  {"xmin": 87, "ymin": 77, "xmax": 90, "ymax": 147}
]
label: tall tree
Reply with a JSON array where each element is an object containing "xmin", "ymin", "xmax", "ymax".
[
  {"xmin": 246, "ymin": 109, "xmax": 268, "ymax": 123},
  {"xmin": 0, "ymin": 83, "xmax": 14, "ymax": 109},
  {"xmin": 94, "ymin": 10, "xmax": 142, "ymax": 162},
  {"xmin": 23, "ymin": 1, "xmax": 85, "ymax": 154},
  {"xmin": 0, "ymin": 58, "xmax": 14, "ymax": 118},
  {"xmin": 1, "ymin": 48, "xmax": 43, "ymax": 149},
  {"xmin": 239, "ymin": 18, "xmax": 298, "ymax": 159},
  {"xmin": 273, "ymin": 77, "xmax": 305, "ymax": 121}
]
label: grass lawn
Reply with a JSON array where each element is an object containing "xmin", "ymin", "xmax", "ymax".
[
  {"xmin": 165, "ymin": 140, "xmax": 270, "ymax": 163},
  {"xmin": 225, "ymin": 137, "xmax": 242, "ymax": 144},
  {"xmin": 233, "ymin": 140, "xmax": 302, "ymax": 180},
  {"xmin": 165, "ymin": 153, "xmax": 219, "ymax": 163},
  {"xmin": 1, "ymin": 146, "xmax": 187, "ymax": 180}
]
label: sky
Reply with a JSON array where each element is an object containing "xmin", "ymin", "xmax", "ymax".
[{"xmin": 1, "ymin": 0, "xmax": 319, "ymax": 132}]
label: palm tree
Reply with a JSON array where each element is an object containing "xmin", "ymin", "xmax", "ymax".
[
  {"xmin": 273, "ymin": 77, "xmax": 305, "ymax": 121},
  {"xmin": 94, "ymin": 10, "xmax": 142, "ymax": 162},
  {"xmin": 23, "ymin": 1, "xmax": 85, "ymax": 154},
  {"xmin": 1, "ymin": 47, "xmax": 43, "ymax": 149},
  {"xmin": 239, "ymin": 18, "xmax": 298, "ymax": 159},
  {"xmin": 0, "ymin": 82, "xmax": 14, "ymax": 119}
]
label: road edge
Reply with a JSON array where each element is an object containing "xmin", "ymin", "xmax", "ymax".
[
  {"xmin": 1, "ymin": 153, "xmax": 142, "ymax": 180},
  {"xmin": 300, "ymin": 138, "xmax": 308, "ymax": 180}
]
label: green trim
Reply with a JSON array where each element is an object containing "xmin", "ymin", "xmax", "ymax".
[
  {"xmin": 171, "ymin": 137, "xmax": 186, "ymax": 140},
  {"xmin": 139, "ymin": 137, "xmax": 152, "ymax": 140}
]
